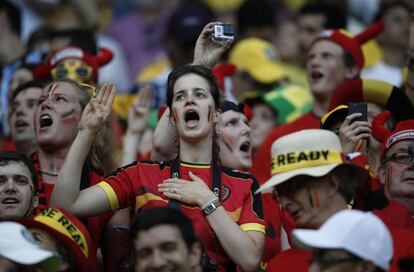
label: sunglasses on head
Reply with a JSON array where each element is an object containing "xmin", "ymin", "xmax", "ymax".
[
  {"xmin": 79, "ymin": 83, "xmax": 96, "ymax": 98},
  {"xmin": 50, "ymin": 63, "xmax": 93, "ymax": 82}
]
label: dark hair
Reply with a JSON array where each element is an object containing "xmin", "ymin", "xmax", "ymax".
[
  {"xmin": 10, "ymin": 80, "xmax": 46, "ymax": 103},
  {"xmin": 343, "ymin": 51, "xmax": 357, "ymax": 71},
  {"xmin": 50, "ymin": 29, "xmax": 97, "ymax": 55},
  {"xmin": 237, "ymin": 0, "xmax": 275, "ymax": 35},
  {"xmin": 330, "ymin": 165, "xmax": 370, "ymax": 203},
  {"xmin": 0, "ymin": 0, "xmax": 21, "ymax": 36},
  {"xmin": 166, "ymin": 65, "xmax": 221, "ymax": 163},
  {"xmin": 299, "ymin": 2, "xmax": 347, "ymax": 30},
  {"xmin": 130, "ymin": 207, "xmax": 198, "ymax": 249},
  {"xmin": 166, "ymin": 64, "xmax": 220, "ymax": 110},
  {"xmin": 0, "ymin": 151, "xmax": 37, "ymax": 194},
  {"xmin": 376, "ymin": 0, "xmax": 413, "ymax": 21}
]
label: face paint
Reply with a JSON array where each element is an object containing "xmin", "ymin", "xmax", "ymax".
[
  {"xmin": 61, "ymin": 108, "xmax": 76, "ymax": 118},
  {"xmin": 222, "ymin": 136, "xmax": 234, "ymax": 152},
  {"xmin": 208, "ymin": 105, "xmax": 213, "ymax": 122},
  {"xmin": 60, "ymin": 109, "xmax": 78, "ymax": 125},
  {"xmin": 220, "ymin": 124, "xmax": 239, "ymax": 153},
  {"xmin": 173, "ymin": 107, "xmax": 179, "ymax": 124},
  {"xmin": 307, "ymin": 188, "xmax": 320, "ymax": 208},
  {"xmin": 48, "ymin": 83, "xmax": 60, "ymax": 98}
]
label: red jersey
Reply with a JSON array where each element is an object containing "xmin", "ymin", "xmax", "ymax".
[
  {"xmin": 267, "ymin": 247, "xmax": 312, "ymax": 272},
  {"xmin": 258, "ymin": 194, "xmax": 282, "ymax": 271},
  {"xmin": 252, "ymin": 112, "xmax": 321, "ymax": 184},
  {"xmin": 31, "ymin": 153, "xmax": 113, "ymax": 251},
  {"xmin": 97, "ymin": 160, "xmax": 265, "ymax": 271}
]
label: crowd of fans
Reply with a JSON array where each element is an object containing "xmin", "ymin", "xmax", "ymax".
[{"xmin": 1, "ymin": 0, "xmax": 414, "ymax": 271}]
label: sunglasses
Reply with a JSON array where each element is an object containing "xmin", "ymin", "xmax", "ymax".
[{"xmin": 51, "ymin": 63, "xmax": 93, "ymax": 81}]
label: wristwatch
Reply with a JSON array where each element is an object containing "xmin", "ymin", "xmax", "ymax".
[{"xmin": 202, "ymin": 198, "xmax": 222, "ymax": 215}]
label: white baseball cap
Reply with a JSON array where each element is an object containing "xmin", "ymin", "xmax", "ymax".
[
  {"xmin": 0, "ymin": 221, "xmax": 61, "ymax": 271},
  {"xmin": 292, "ymin": 210, "xmax": 393, "ymax": 271}
]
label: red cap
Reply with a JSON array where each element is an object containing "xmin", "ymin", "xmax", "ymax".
[
  {"xmin": 20, "ymin": 207, "xmax": 95, "ymax": 272},
  {"xmin": 372, "ymin": 111, "xmax": 414, "ymax": 159},
  {"xmin": 311, "ymin": 21, "xmax": 384, "ymax": 70},
  {"xmin": 33, "ymin": 46, "xmax": 113, "ymax": 83}
]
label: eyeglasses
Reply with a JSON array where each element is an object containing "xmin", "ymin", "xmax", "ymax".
[
  {"xmin": 79, "ymin": 83, "xmax": 97, "ymax": 98},
  {"xmin": 384, "ymin": 152, "xmax": 414, "ymax": 165},
  {"xmin": 310, "ymin": 251, "xmax": 360, "ymax": 269}
]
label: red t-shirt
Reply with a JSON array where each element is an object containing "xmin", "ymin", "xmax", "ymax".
[
  {"xmin": 98, "ymin": 160, "xmax": 265, "ymax": 271},
  {"xmin": 267, "ymin": 247, "xmax": 312, "ymax": 272},
  {"xmin": 252, "ymin": 112, "xmax": 321, "ymax": 184},
  {"xmin": 373, "ymin": 200, "xmax": 414, "ymax": 230},
  {"xmin": 258, "ymin": 194, "xmax": 282, "ymax": 271}
]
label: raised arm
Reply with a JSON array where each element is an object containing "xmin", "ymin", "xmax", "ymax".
[
  {"xmin": 122, "ymin": 86, "xmax": 152, "ymax": 165},
  {"xmin": 151, "ymin": 108, "xmax": 178, "ymax": 161},
  {"xmin": 193, "ymin": 22, "xmax": 233, "ymax": 68},
  {"xmin": 50, "ymin": 84, "xmax": 116, "ymax": 217}
]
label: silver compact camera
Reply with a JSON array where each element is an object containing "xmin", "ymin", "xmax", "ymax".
[{"xmin": 212, "ymin": 24, "xmax": 236, "ymax": 41}]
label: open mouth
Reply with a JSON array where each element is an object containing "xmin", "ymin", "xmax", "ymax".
[
  {"xmin": 239, "ymin": 141, "xmax": 251, "ymax": 154},
  {"xmin": 40, "ymin": 114, "xmax": 53, "ymax": 128},
  {"xmin": 310, "ymin": 71, "xmax": 323, "ymax": 81},
  {"xmin": 184, "ymin": 110, "xmax": 200, "ymax": 128},
  {"xmin": 1, "ymin": 197, "xmax": 20, "ymax": 205}
]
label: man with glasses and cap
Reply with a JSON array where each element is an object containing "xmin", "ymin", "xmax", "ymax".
[{"xmin": 373, "ymin": 111, "xmax": 414, "ymax": 222}]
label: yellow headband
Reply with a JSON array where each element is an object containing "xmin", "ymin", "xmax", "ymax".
[
  {"xmin": 271, "ymin": 150, "xmax": 343, "ymax": 176},
  {"xmin": 35, "ymin": 208, "xmax": 89, "ymax": 258}
]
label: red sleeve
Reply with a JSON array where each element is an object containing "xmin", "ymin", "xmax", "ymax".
[
  {"xmin": 261, "ymin": 194, "xmax": 282, "ymax": 263},
  {"xmin": 267, "ymin": 248, "xmax": 312, "ymax": 272},
  {"xmin": 238, "ymin": 177, "xmax": 266, "ymax": 233},
  {"xmin": 97, "ymin": 162, "xmax": 139, "ymax": 211}
]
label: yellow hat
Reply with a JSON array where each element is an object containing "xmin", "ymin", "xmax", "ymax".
[{"xmin": 229, "ymin": 38, "xmax": 288, "ymax": 84}]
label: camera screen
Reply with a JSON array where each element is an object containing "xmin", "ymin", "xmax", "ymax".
[{"xmin": 222, "ymin": 25, "xmax": 235, "ymax": 36}]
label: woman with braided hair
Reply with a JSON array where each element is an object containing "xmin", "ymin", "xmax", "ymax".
[{"xmin": 51, "ymin": 64, "xmax": 265, "ymax": 271}]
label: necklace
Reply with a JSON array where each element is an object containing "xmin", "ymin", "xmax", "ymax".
[{"xmin": 40, "ymin": 169, "xmax": 59, "ymax": 177}]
